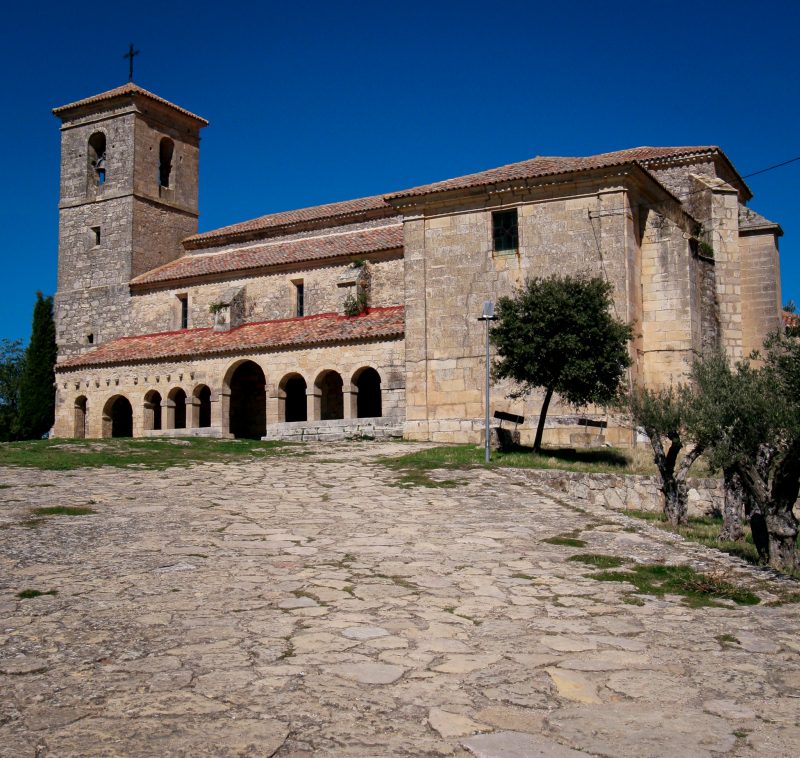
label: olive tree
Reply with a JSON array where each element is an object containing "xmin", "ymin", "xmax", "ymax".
[
  {"xmin": 686, "ymin": 346, "xmax": 800, "ymax": 572},
  {"xmin": 627, "ymin": 384, "xmax": 702, "ymax": 526},
  {"xmin": 491, "ymin": 276, "xmax": 632, "ymax": 453}
]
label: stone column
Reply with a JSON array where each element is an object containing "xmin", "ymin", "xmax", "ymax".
[
  {"xmin": 267, "ymin": 388, "xmax": 282, "ymax": 427},
  {"xmin": 162, "ymin": 399, "xmax": 175, "ymax": 430},
  {"xmin": 187, "ymin": 395, "xmax": 200, "ymax": 429},
  {"xmin": 214, "ymin": 390, "xmax": 230, "ymax": 436},
  {"xmin": 343, "ymin": 388, "xmax": 357, "ymax": 420},
  {"xmin": 307, "ymin": 387, "xmax": 321, "ymax": 422}
]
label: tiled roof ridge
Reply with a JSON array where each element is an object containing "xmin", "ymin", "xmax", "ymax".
[
  {"xmin": 132, "ymin": 224, "xmax": 404, "ymax": 287},
  {"xmin": 56, "ymin": 307, "xmax": 405, "ymax": 370},
  {"xmin": 186, "ymin": 194, "xmax": 396, "ymax": 247},
  {"xmin": 385, "ymin": 146, "xmax": 724, "ymax": 201},
  {"xmin": 53, "ymin": 82, "xmax": 208, "ymax": 125},
  {"xmin": 187, "ymin": 221, "xmax": 402, "ymax": 259}
]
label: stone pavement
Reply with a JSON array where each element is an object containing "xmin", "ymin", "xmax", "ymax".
[{"xmin": 0, "ymin": 441, "xmax": 798, "ymax": 757}]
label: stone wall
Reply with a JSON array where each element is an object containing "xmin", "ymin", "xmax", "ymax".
[
  {"xmin": 130, "ymin": 255, "xmax": 404, "ymax": 334},
  {"xmin": 402, "ymin": 178, "xmax": 646, "ymax": 445},
  {"xmin": 739, "ymin": 229, "xmax": 783, "ymax": 358},
  {"xmin": 53, "ymin": 337, "xmax": 405, "ymax": 439},
  {"xmin": 522, "ymin": 468, "xmax": 724, "ymax": 517},
  {"xmin": 639, "ymin": 207, "xmax": 700, "ymax": 387},
  {"xmin": 263, "ymin": 417, "xmax": 404, "ymax": 442}
]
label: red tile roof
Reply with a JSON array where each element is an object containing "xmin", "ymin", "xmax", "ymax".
[
  {"xmin": 385, "ymin": 146, "xmax": 724, "ymax": 200},
  {"xmin": 57, "ymin": 307, "xmax": 405, "ymax": 370},
  {"xmin": 185, "ymin": 194, "xmax": 397, "ymax": 248},
  {"xmin": 53, "ymin": 83, "xmax": 208, "ymax": 126},
  {"xmin": 181, "ymin": 145, "xmax": 745, "ymax": 253},
  {"xmin": 132, "ymin": 224, "xmax": 403, "ymax": 287}
]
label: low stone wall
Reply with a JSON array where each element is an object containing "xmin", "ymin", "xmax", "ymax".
[
  {"xmin": 263, "ymin": 417, "xmax": 404, "ymax": 442},
  {"xmin": 523, "ymin": 469, "xmax": 724, "ymax": 517}
]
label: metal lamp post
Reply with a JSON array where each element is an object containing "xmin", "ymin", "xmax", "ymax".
[{"xmin": 478, "ymin": 301, "xmax": 497, "ymax": 464}]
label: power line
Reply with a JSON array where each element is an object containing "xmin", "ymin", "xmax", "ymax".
[{"xmin": 742, "ymin": 155, "xmax": 800, "ymax": 179}]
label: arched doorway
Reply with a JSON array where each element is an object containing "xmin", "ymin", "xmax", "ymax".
[
  {"xmin": 317, "ymin": 370, "xmax": 343, "ymax": 420},
  {"xmin": 355, "ymin": 367, "xmax": 382, "ymax": 417},
  {"xmin": 103, "ymin": 396, "xmax": 132, "ymax": 438},
  {"xmin": 168, "ymin": 388, "xmax": 187, "ymax": 429},
  {"xmin": 193, "ymin": 385, "xmax": 212, "ymax": 428},
  {"xmin": 143, "ymin": 390, "xmax": 162, "ymax": 431},
  {"xmin": 281, "ymin": 374, "xmax": 307, "ymax": 422},
  {"xmin": 74, "ymin": 396, "xmax": 87, "ymax": 438},
  {"xmin": 229, "ymin": 361, "xmax": 266, "ymax": 438}
]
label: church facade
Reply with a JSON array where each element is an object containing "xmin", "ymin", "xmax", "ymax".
[{"xmin": 51, "ymin": 84, "xmax": 784, "ymax": 445}]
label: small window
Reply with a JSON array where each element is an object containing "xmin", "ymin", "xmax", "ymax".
[
  {"xmin": 295, "ymin": 281, "xmax": 304, "ymax": 317},
  {"xmin": 86, "ymin": 333, "xmax": 94, "ymax": 345},
  {"xmin": 492, "ymin": 209, "xmax": 519, "ymax": 254},
  {"xmin": 91, "ymin": 226, "xmax": 101, "ymax": 246},
  {"xmin": 177, "ymin": 294, "xmax": 188, "ymax": 329}
]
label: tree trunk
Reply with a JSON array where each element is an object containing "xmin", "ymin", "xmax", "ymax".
[
  {"xmin": 663, "ymin": 478, "xmax": 689, "ymax": 526},
  {"xmin": 533, "ymin": 386, "xmax": 554, "ymax": 454},
  {"xmin": 765, "ymin": 443, "xmax": 800, "ymax": 572},
  {"xmin": 738, "ymin": 444, "xmax": 800, "ymax": 571},
  {"xmin": 765, "ymin": 508, "xmax": 798, "ymax": 572},
  {"xmin": 720, "ymin": 467, "xmax": 745, "ymax": 542}
]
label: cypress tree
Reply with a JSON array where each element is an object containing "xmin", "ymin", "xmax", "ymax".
[{"xmin": 17, "ymin": 292, "xmax": 57, "ymax": 439}]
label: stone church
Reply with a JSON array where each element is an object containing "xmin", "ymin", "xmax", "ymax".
[{"xmin": 51, "ymin": 83, "xmax": 784, "ymax": 445}]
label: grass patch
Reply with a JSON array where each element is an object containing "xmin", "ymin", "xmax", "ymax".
[
  {"xmin": 623, "ymin": 510, "xmax": 800, "ymax": 573},
  {"xmin": 622, "ymin": 594, "xmax": 645, "ymax": 606},
  {"xmin": 379, "ymin": 443, "xmax": 649, "ymax": 480},
  {"xmin": 17, "ymin": 589, "xmax": 57, "ymax": 599},
  {"xmin": 568, "ymin": 553, "xmax": 627, "ymax": 568},
  {"xmin": 716, "ymin": 633, "xmax": 740, "ymax": 645},
  {"xmin": 589, "ymin": 563, "xmax": 760, "ymax": 608},
  {"xmin": 377, "ymin": 441, "xmax": 716, "ymax": 487},
  {"xmin": 390, "ymin": 470, "xmax": 461, "ymax": 489},
  {"xmin": 0, "ymin": 437, "xmax": 297, "ymax": 471},
  {"xmin": 33, "ymin": 505, "xmax": 96, "ymax": 516},
  {"xmin": 544, "ymin": 535, "xmax": 587, "ymax": 547}
]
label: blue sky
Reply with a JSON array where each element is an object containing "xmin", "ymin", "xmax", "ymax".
[{"xmin": 1, "ymin": 0, "xmax": 797, "ymax": 343}]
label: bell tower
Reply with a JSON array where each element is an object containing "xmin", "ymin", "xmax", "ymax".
[{"xmin": 52, "ymin": 83, "xmax": 207, "ymax": 358}]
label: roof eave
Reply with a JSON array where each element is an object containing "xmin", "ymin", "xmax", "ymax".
[
  {"xmin": 53, "ymin": 86, "xmax": 208, "ymax": 127},
  {"xmin": 740, "ymin": 222, "xmax": 784, "ymax": 237}
]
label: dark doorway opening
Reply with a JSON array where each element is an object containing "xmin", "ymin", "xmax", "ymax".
[
  {"xmin": 229, "ymin": 361, "xmax": 266, "ymax": 439},
  {"xmin": 170, "ymin": 388, "xmax": 187, "ymax": 429},
  {"xmin": 356, "ymin": 368, "xmax": 382, "ymax": 417},
  {"xmin": 195, "ymin": 385, "xmax": 212, "ymax": 428},
  {"xmin": 282, "ymin": 375, "xmax": 307, "ymax": 422},
  {"xmin": 318, "ymin": 371, "xmax": 343, "ymax": 420},
  {"xmin": 109, "ymin": 396, "xmax": 132, "ymax": 438}
]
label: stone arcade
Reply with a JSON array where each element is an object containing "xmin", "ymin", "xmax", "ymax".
[{"xmin": 51, "ymin": 83, "xmax": 784, "ymax": 444}]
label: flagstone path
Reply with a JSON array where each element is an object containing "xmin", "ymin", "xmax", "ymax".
[{"xmin": 1, "ymin": 441, "xmax": 798, "ymax": 757}]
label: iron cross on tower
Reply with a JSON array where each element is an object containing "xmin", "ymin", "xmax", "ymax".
[{"xmin": 124, "ymin": 44, "xmax": 139, "ymax": 82}]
